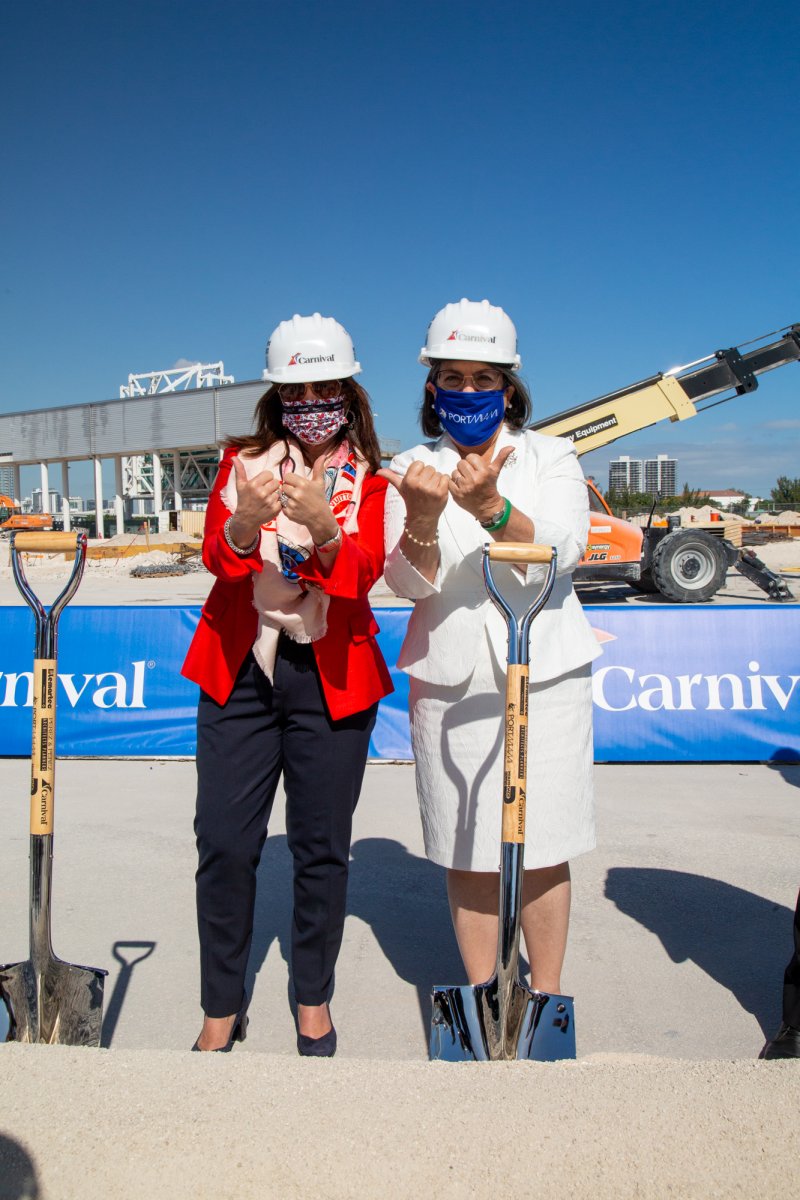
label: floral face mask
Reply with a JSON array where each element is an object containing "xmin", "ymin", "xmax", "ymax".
[{"xmin": 281, "ymin": 396, "xmax": 347, "ymax": 445}]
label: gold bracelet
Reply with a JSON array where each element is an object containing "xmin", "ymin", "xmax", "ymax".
[{"xmin": 403, "ymin": 524, "xmax": 438, "ymax": 548}]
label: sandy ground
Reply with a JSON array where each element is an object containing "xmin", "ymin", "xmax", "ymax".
[
  {"xmin": 1, "ymin": 537, "xmax": 799, "ymax": 1197},
  {"xmin": 0, "ymin": 532, "xmax": 798, "ymax": 608},
  {"xmin": 2, "ymin": 1050, "xmax": 798, "ymax": 1199},
  {"xmin": 1, "ymin": 759, "xmax": 799, "ymax": 1198}
]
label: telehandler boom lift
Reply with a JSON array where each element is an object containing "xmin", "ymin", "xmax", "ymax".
[{"xmin": 532, "ymin": 324, "xmax": 800, "ymax": 602}]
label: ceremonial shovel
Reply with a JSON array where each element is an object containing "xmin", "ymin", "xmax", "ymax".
[
  {"xmin": 430, "ymin": 542, "xmax": 577, "ymax": 1062},
  {"xmin": 0, "ymin": 531, "xmax": 106, "ymax": 1045}
]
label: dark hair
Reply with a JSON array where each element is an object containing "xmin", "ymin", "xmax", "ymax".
[
  {"xmin": 224, "ymin": 377, "xmax": 382, "ymax": 472},
  {"xmin": 419, "ymin": 361, "xmax": 533, "ymax": 438}
]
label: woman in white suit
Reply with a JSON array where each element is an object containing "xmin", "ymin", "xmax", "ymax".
[{"xmin": 381, "ymin": 299, "xmax": 601, "ymax": 992}]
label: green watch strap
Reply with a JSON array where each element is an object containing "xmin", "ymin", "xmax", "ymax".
[{"xmin": 480, "ymin": 497, "xmax": 512, "ymax": 532}]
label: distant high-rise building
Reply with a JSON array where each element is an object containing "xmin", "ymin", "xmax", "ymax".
[
  {"xmin": 609, "ymin": 455, "xmax": 643, "ymax": 492},
  {"xmin": 643, "ymin": 454, "xmax": 677, "ymax": 497},
  {"xmin": 0, "ymin": 463, "xmax": 13, "ymax": 497},
  {"xmin": 31, "ymin": 487, "xmax": 61, "ymax": 513}
]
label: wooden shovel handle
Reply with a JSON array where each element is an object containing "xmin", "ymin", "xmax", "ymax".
[
  {"xmin": 14, "ymin": 532, "xmax": 79, "ymax": 553},
  {"xmin": 487, "ymin": 542, "xmax": 553, "ymax": 565},
  {"xmin": 502, "ymin": 664, "xmax": 529, "ymax": 845},
  {"xmin": 30, "ymin": 659, "xmax": 56, "ymax": 835}
]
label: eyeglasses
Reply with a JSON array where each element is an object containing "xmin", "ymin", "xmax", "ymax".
[
  {"xmin": 437, "ymin": 368, "xmax": 505, "ymax": 391},
  {"xmin": 278, "ymin": 380, "xmax": 343, "ymax": 403}
]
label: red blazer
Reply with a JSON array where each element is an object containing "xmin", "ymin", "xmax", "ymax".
[{"xmin": 182, "ymin": 449, "xmax": 394, "ymax": 721}]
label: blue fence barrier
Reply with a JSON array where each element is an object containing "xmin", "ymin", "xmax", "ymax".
[{"xmin": 0, "ymin": 605, "xmax": 798, "ymax": 761}]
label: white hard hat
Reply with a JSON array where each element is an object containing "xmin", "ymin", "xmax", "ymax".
[
  {"xmin": 420, "ymin": 298, "xmax": 521, "ymax": 370},
  {"xmin": 263, "ymin": 313, "xmax": 362, "ymax": 383}
]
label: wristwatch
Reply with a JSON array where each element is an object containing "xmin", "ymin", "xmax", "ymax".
[
  {"xmin": 314, "ymin": 527, "xmax": 342, "ymax": 554},
  {"xmin": 479, "ymin": 505, "xmax": 507, "ymax": 530}
]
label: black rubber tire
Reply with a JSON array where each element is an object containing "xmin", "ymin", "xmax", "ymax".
[
  {"xmin": 651, "ymin": 531, "xmax": 728, "ymax": 603},
  {"xmin": 627, "ymin": 568, "xmax": 660, "ymax": 594}
]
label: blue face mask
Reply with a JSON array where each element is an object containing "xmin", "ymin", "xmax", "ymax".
[{"xmin": 433, "ymin": 387, "xmax": 506, "ymax": 448}]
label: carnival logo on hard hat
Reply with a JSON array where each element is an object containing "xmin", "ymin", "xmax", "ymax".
[
  {"xmin": 447, "ymin": 329, "xmax": 497, "ymax": 344},
  {"xmin": 287, "ymin": 353, "xmax": 336, "ymax": 366}
]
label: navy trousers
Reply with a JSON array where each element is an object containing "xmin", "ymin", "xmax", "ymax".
[{"xmin": 195, "ymin": 640, "xmax": 377, "ymax": 1016}]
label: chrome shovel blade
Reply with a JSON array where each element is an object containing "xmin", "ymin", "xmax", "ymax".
[
  {"xmin": 430, "ymin": 979, "xmax": 576, "ymax": 1062},
  {"xmin": 0, "ymin": 956, "xmax": 106, "ymax": 1046}
]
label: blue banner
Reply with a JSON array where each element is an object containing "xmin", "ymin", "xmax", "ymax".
[
  {"xmin": 586, "ymin": 605, "xmax": 800, "ymax": 762},
  {"xmin": 0, "ymin": 605, "xmax": 797, "ymax": 762},
  {"xmin": 0, "ymin": 607, "xmax": 201, "ymax": 758}
]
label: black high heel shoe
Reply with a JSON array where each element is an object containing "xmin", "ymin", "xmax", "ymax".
[
  {"xmin": 296, "ymin": 1005, "xmax": 337, "ymax": 1058},
  {"xmin": 192, "ymin": 999, "xmax": 249, "ymax": 1053},
  {"xmin": 297, "ymin": 1026, "xmax": 337, "ymax": 1057}
]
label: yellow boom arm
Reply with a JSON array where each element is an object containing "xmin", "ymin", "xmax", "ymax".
[{"xmin": 533, "ymin": 324, "xmax": 800, "ymax": 456}]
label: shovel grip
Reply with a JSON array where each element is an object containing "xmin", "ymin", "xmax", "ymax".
[
  {"xmin": 30, "ymin": 659, "xmax": 56, "ymax": 835},
  {"xmin": 14, "ymin": 532, "xmax": 77, "ymax": 553},
  {"xmin": 487, "ymin": 543, "xmax": 553, "ymax": 565},
  {"xmin": 502, "ymin": 665, "xmax": 529, "ymax": 844}
]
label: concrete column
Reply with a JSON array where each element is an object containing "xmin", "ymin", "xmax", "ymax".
[
  {"xmin": 113, "ymin": 456, "xmax": 124, "ymax": 536},
  {"xmin": 12, "ymin": 465, "xmax": 21, "ymax": 501},
  {"xmin": 60, "ymin": 462, "xmax": 71, "ymax": 532},
  {"xmin": 172, "ymin": 451, "xmax": 183, "ymax": 510},
  {"xmin": 152, "ymin": 451, "xmax": 163, "ymax": 513},
  {"xmin": 93, "ymin": 457, "xmax": 104, "ymax": 540},
  {"xmin": 39, "ymin": 462, "xmax": 50, "ymax": 514}
]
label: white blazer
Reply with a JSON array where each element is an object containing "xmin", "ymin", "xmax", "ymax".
[{"xmin": 383, "ymin": 425, "xmax": 602, "ymax": 686}]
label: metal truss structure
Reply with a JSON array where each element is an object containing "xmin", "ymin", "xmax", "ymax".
[
  {"xmin": 120, "ymin": 361, "xmax": 233, "ymax": 398},
  {"xmin": 122, "ymin": 448, "xmax": 222, "ymax": 509},
  {"xmin": 121, "ymin": 362, "xmax": 233, "ymax": 507}
]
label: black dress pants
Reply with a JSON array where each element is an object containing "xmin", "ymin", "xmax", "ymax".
[
  {"xmin": 782, "ymin": 887, "xmax": 800, "ymax": 1028},
  {"xmin": 195, "ymin": 640, "xmax": 377, "ymax": 1016}
]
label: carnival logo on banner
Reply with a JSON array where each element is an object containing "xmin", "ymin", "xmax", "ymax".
[
  {"xmin": 593, "ymin": 657, "xmax": 800, "ymax": 713},
  {"xmin": 0, "ymin": 662, "xmax": 149, "ymax": 710},
  {"xmin": 587, "ymin": 605, "xmax": 800, "ymax": 763},
  {"xmin": 0, "ymin": 604, "xmax": 798, "ymax": 762}
]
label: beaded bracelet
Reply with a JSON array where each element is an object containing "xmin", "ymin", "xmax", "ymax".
[
  {"xmin": 223, "ymin": 516, "xmax": 260, "ymax": 556},
  {"xmin": 403, "ymin": 524, "xmax": 439, "ymax": 548}
]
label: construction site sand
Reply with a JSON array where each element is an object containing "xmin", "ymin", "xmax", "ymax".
[
  {"xmin": 1, "ymin": 541, "xmax": 799, "ymax": 1198},
  {"xmin": 0, "ymin": 534, "xmax": 799, "ymax": 604},
  {"xmin": 2, "ymin": 1048, "xmax": 798, "ymax": 1199}
]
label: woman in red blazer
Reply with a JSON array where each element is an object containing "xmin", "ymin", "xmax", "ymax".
[{"xmin": 182, "ymin": 313, "xmax": 392, "ymax": 1057}]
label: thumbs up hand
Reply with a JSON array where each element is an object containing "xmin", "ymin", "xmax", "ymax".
[
  {"xmin": 282, "ymin": 454, "xmax": 339, "ymax": 544},
  {"xmin": 227, "ymin": 454, "xmax": 282, "ymax": 549},
  {"xmin": 449, "ymin": 445, "xmax": 515, "ymax": 521},
  {"xmin": 378, "ymin": 460, "xmax": 450, "ymax": 524}
]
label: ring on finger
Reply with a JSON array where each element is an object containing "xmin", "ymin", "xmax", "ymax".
[{"xmin": 279, "ymin": 490, "xmax": 288, "ymax": 507}]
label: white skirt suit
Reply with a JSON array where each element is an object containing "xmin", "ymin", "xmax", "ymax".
[{"xmin": 383, "ymin": 425, "xmax": 602, "ymax": 872}]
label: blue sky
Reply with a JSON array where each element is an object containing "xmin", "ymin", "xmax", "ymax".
[{"xmin": 2, "ymin": 0, "xmax": 798, "ymax": 500}]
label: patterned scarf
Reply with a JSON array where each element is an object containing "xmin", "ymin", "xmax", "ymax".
[{"xmin": 219, "ymin": 438, "xmax": 367, "ymax": 681}]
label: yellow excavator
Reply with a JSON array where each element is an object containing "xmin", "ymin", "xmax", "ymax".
[{"xmin": 533, "ymin": 324, "xmax": 800, "ymax": 602}]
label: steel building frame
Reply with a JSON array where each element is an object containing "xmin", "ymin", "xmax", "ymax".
[{"xmin": 0, "ymin": 380, "xmax": 265, "ymax": 537}]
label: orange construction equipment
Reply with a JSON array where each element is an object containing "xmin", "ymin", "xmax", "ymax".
[
  {"xmin": 0, "ymin": 495, "xmax": 53, "ymax": 533},
  {"xmin": 532, "ymin": 324, "xmax": 800, "ymax": 602}
]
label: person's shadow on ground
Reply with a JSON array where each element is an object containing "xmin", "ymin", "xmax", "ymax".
[
  {"xmin": 767, "ymin": 754, "xmax": 800, "ymax": 782},
  {"xmin": 0, "ymin": 1132, "xmax": 40, "ymax": 1199},
  {"xmin": 347, "ymin": 836, "xmax": 464, "ymax": 1042},
  {"xmin": 605, "ymin": 867, "xmax": 794, "ymax": 1036},
  {"xmin": 247, "ymin": 834, "xmax": 501, "ymax": 1050}
]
